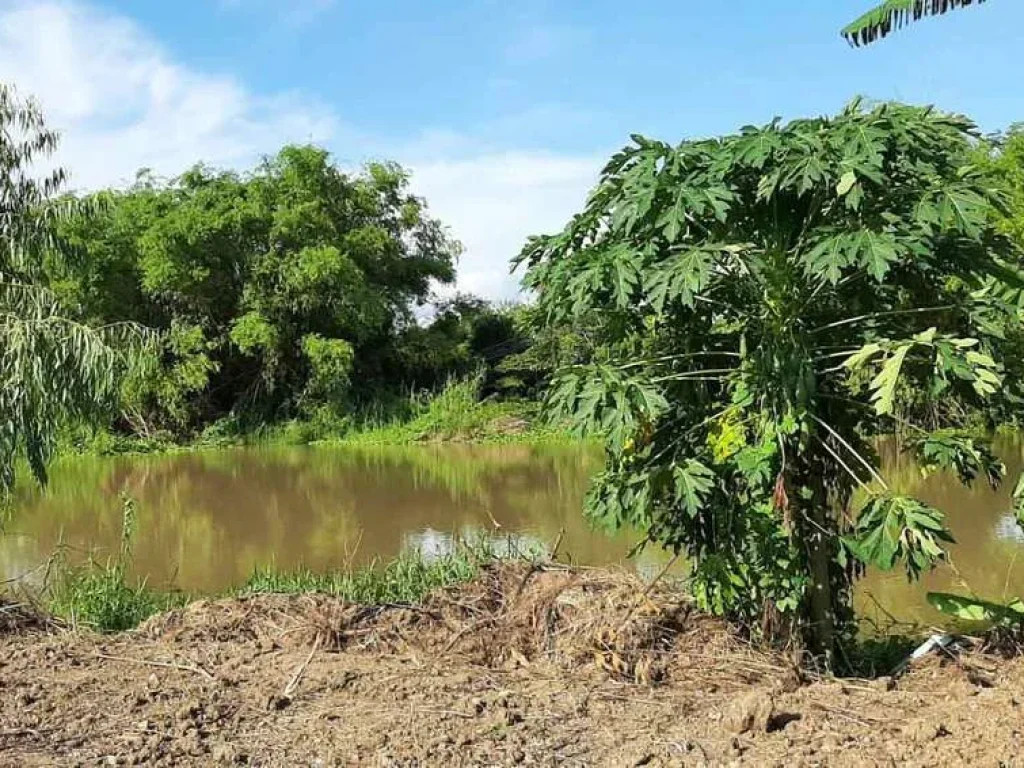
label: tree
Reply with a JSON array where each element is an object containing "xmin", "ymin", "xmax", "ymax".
[
  {"xmin": 843, "ymin": 0, "xmax": 987, "ymax": 46},
  {"xmin": 0, "ymin": 83, "xmax": 141, "ymax": 490},
  {"xmin": 973, "ymin": 126, "xmax": 1024, "ymax": 425},
  {"xmin": 517, "ymin": 99, "xmax": 1023, "ymax": 658},
  {"xmin": 976, "ymin": 124, "xmax": 1024, "ymax": 245},
  {"xmin": 50, "ymin": 147, "xmax": 461, "ymax": 433}
]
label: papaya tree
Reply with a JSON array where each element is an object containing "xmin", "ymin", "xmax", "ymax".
[
  {"xmin": 844, "ymin": 0, "xmax": 987, "ymax": 46},
  {"xmin": 516, "ymin": 100, "xmax": 1023, "ymax": 659}
]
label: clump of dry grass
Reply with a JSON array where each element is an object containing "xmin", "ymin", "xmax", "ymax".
[{"xmin": 141, "ymin": 562, "xmax": 792, "ymax": 689}]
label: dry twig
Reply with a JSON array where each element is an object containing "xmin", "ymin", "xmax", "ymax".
[
  {"xmin": 283, "ymin": 634, "xmax": 321, "ymax": 699},
  {"xmin": 92, "ymin": 652, "xmax": 214, "ymax": 681}
]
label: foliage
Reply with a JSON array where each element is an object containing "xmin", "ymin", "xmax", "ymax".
[
  {"xmin": 927, "ymin": 591, "xmax": 1024, "ymax": 629},
  {"xmin": 334, "ymin": 372, "xmax": 550, "ymax": 446},
  {"xmin": 0, "ymin": 82, "xmax": 145, "ymax": 493},
  {"xmin": 517, "ymin": 99, "xmax": 1024, "ymax": 657},
  {"xmin": 496, "ymin": 305, "xmax": 600, "ymax": 398},
  {"xmin": 845, "ymin": 496, "xmax": 955, "ymax": 580},
  {"xmin": 972, "ymin": 126, "xmax": 1024, "ymax": 424},
  {"xmin": 122, "ymin": 320, "xmax": 218, "ymax": 433},
  {"xmin": 49, "ymin": 147, "xmax": 462, "ymax": 434},
  {"xmin": 843, "ymin": 0, "xmax": 987, "ymax": 46},
  {"xmin": 978, "ymin": 124, "xmax": 1024, "ymax": 246},
  {"xmin": 49, "ymin": 495, "xmax": 183, "ymax": 632}
]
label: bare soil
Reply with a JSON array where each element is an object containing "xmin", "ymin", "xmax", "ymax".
[{"xmin": 2, "ymin": 563, "xmax": 1023, "ymax": 766}]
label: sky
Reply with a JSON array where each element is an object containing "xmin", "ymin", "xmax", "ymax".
[{"xmin": 1, "ymin": 0, "xmax": 1022, "ymax": 299}]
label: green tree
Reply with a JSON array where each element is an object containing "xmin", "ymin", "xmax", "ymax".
[
  {"xmin": 844, "ymin": 0, "xmax": 987, "ymax": 46},
  {"xmin": 0, "ymin": 83, "xmax": 141, "ymax": 490},
  {"xmin": 977, "ymin": 124, "xmax": 1024, "ymax": 245},
  {"xmin": 969, "ymin": 125, "xmax": 1024, "ymax": 425},
  {"xmin": 517, "ymin": 100, "xmax": 1023, "ymax": 658},
  {"xmin": 51, "ymin": 147, "xmax": 461, "ymax": 433}
]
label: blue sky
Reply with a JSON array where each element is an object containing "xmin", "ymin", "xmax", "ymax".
[{"xmin": 1, "ymin": 0, "xmax": 1022, "ymax": 297}]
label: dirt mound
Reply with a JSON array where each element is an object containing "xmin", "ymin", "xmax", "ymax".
[
  {"xmin": 141, "ymin": 564, "xmax": 783, "ymax": 688},
  {"xmin": 2, "ymin": 564, "xmax": 1023, "ymax": 766}
]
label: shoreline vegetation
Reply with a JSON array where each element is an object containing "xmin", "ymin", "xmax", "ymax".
[
  {"xmin": 6, "ymin": 538, "xmax": 1019, "ymax": 671},
  {"xmin": 57, "ymin": 375, "xmax": 583, "ymax": 459}
]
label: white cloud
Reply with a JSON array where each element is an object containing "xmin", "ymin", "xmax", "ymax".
[
  {"xmin": 0, "ymin": 0, "xmax": 337, "ymax": 189},
  {"xmin": 408, "ymin": 152, "xmax": 600, "ymax": 299},
  {"xmin": 0, "ymin": 0, "xmax": 600, "ymax": 299}
]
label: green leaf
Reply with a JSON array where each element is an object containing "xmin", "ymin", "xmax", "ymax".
[
  {"xmin": 851, "ymin": 496, "xmax": 953, "ymax": 581},
  {"xmin": 869, "ymin": 344, "xmax": 910, "ymax": 415},
  {"xmin": 927, "ymin": 592, "xmax": 1024, "ymax": 626},
  {"xmin": 843, "ymin": 0, "xmax": 988, "ymax": 47},
  {"xmin": 908, "ymin": 431, "xmax": 1004, "ymax": 488},
  {"xmin": 672, "ymin": 459, "xmax": 715, "ymax": 518},
  {"xmin": 645, "ymin": 246, "xmax": 716, "ymax": 312},
  {"xmin": 856, "ymin": 231, "xmax": 900, "ymax": 283},
  {"xmin": 837, "ymin": 170, "xmax": 857, "ymax": 197},
  {"xmin": 1013, "ymin": 473, "xmax": 1024, "ymax": 529},
  {"xmin": 656, "ymin": 193, "xmax": 687, "ymax": 242},
  {"xmin": 843, "ymin": 342, "xmax": 883, "ymax": 371},
  {"xmin": 803, "ymin": 230, "xmax": 902, "ymax": 285}
]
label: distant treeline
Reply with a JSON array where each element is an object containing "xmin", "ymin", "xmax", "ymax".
[{"xmin": 44, "ymin": 145, "xmax": 589, "ymax": 441}]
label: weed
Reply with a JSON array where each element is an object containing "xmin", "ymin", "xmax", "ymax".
[{"xmin": 48, "ymin": 495, "xmax": 185, "ymax": 632}]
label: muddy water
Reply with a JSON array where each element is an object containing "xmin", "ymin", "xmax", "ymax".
[
  {"xmin": 3, "ymin": 437, "xmax": 1024, "ymax": 627},
  {"xmin": 0, "ymin": 444, "xmax": 662, "ymax": 592}
]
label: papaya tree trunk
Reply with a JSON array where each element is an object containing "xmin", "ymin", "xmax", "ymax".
[{"xmin": 796, "ymin": 468, "xmax": 836, "ymax": 661}]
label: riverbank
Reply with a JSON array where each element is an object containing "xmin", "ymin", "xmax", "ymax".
[
  {"xmin": 63, "ymin": 389, "xmax": 577, "ymax": 459},
  {"xmin": 2, "ymin": 562, "xmax": 1020, "ymax": 766}
]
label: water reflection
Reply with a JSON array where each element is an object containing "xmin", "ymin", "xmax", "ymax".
[
  {"xmin": 0, "ymin": 443, "xmax": 665, "ymax": 593},
  {"xmin": 3, "ymin": 436, "xmax": 1024, "ymax": 627}
]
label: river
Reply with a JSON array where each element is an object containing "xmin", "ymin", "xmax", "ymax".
[{"xmin": 3, "ymin": 436, "xmax": 1024, "ymax": 628}]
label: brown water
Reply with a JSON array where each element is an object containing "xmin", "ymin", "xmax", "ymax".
[{"xmin": 3, "ymin": 437, "xmax": 1024, "ymax": 627}]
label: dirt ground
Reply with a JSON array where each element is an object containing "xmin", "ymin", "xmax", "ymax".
[{"xmin": 2, "ymin": 564, "xmax": 1023, "ymax": 767}]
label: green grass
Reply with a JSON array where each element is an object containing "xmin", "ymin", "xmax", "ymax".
[
  {"xmin": 59, "ymin": 373, "xmax": 575, "ymax": 456},
  {"xmin": 46, "ymin": 548, "xmax": 493, "ymax": 633},
  {"xmin": 46, "ymin": 549, "xmax": 485, "ymax": 633},
  {"xmin": 335, "ymin": 373, "xmax": 576, "ymax": 447},
  {"xmin": 47, "ymin": 496, "xmax": 188, "ymax": 632},
  {"xmin": 338, "ymin": 372, "xmax": 498, "ymax": 444},
  {"xmin": 242, "ymin": 549, "xmax": 483, "ymax": 604},
  {"xmin": 48, "ymin": 563, "xmax": 187, "ymax": 633}
]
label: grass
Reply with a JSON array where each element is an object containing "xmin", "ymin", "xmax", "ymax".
[
  {"xmin": 335, "ymin": 373, "xmax": 576, "ymax": 447},
  {"xmin": 335, "ymin": 372, "xmax": 505, "ymax": 445},
  {"xmin": 48, "ymin": 563, "xmax": 186, "ymax": 633},
  {"xmin": 47, "ymin": 549, "xmax": 486, "ymax": 634},
  {"xmin": 47, "ymin": 496, "xmax": 188, "ymax": 632},
  {"xmin": 59, "ymin": 372, "xmax": 576, "ymax": 457},
  {"xmin": 46, "ymin": 548, "xmax": 493, "ymax": 633},
  {"xmin": 242, "ymin": 549, "xmax": 482, "ymax": 604}
]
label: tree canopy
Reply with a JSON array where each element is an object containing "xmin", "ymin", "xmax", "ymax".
[
  {"xmin": 518, "ymin": 99, "xmax": 1024, "ymax": 656},
  {"xmin": 49, "ymin": 147, "xmax": 466, "ymax": 433}
]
